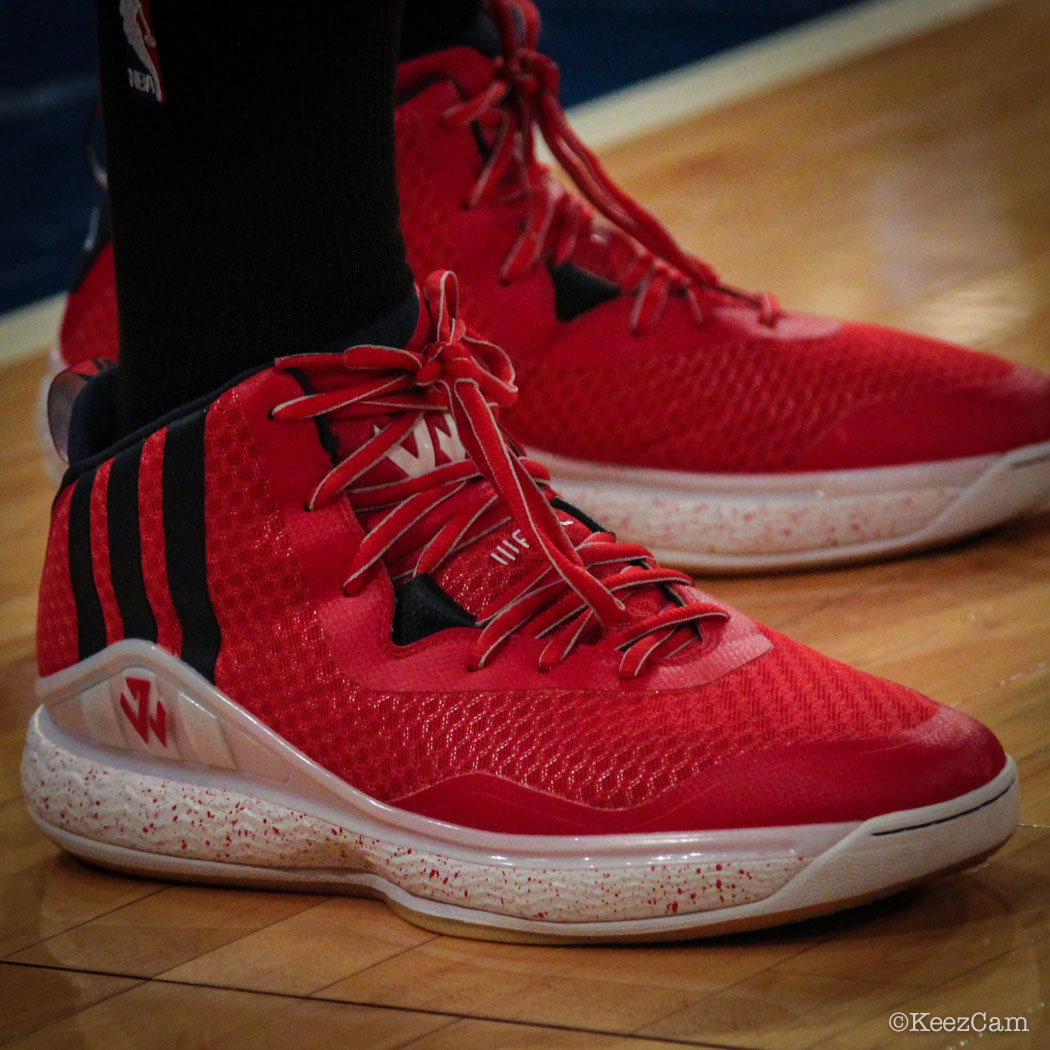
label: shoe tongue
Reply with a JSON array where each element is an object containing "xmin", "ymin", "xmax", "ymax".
[
  {"xmin": 429, "ymin": 508, "xmax": 679, "ymax": 636},
  {"xmin": 553, "ymin": 207, "xmax": 652, "ymax": 289},
  {"xmin": 430, "ymin": 507, "xmax": 593, "ymax": 617},
  {"xmin": 398, "ymin": 18, "xmax": 739, "ymax": 313},
  {"xmin": 396, "ymin": 0, "xmax": 522, "ymax": 99},
  {"xmin": 316, "ymin": 393, "xmax": 608, "ymax": 616},
  {"xmin": 396, "ymin": 32, "xmax": 709, "ymax": 308},
  {"xmin": 306, "ymin": 291, "xmax": 448, "ymax": 493},
  {"xmin": 304, "ymin": 285, "xmax": 678, "ymax": 631},
  {"xmin": 397, "ymin": 41, "xmax": 498, "ymax": 101}
]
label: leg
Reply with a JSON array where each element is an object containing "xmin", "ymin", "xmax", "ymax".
[
  {"xmin": 401, "ymin": 0, "xmax": 481, "ymax": 59},
  {"xmin": 95, "ymin": 1, "xmax": 414, "ymax": 434}
]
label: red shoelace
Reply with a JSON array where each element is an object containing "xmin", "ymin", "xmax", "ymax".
[
  {"xmin": 439, "ymin": 0, "xmax": 781, "ymax": 335},
  {"xmin": 272, "ymin": 271, "xmax": 726, "ymax": 678}
]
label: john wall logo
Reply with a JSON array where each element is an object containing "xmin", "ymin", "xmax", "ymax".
[
  {"xmin": 384, "ymin": 415, "xmax": 467, "ymax": 479},
  {"xmin": 121, "ymin": 0, "xmax": 165, "ymax": 102},
  {"xmin": 119, "ymin": 676, "xmax": 168, "ymax": 747}
]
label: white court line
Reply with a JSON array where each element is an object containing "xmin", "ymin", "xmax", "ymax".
[
  {"xmin": 558, "ymin": 0, "xmax": 1006, "ymax": 151},
  {"xmin": 0, "ymin": 0, "xmax": 1005, "ymax": 369},
  {"xmin": 0, "ymin": 294, "xmax": 64, "ymax": 368}
]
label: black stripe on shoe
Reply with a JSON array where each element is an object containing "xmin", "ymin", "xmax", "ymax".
[
  {"xmin": 68, "ymin": 467, "xmax": 106, "ymax": 661},
  {"xmin": 162, "ymin": 408, "xmax": 221, "ymax": 681},
  {"xmin": 107, "ymin": 441, "xmax": 158, "ymax": 644}
]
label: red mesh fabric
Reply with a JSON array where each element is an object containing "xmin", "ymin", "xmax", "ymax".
[
  {"xmin": 59, "ymin": 243, "xmax": 119, "ymax": 368},
  {"xmin": 365, "ymin": 630, "xmax": 937, "ymax": 808},
  {"xmin": 397, "ymin": 111, "xmax": 543, "ymax": 354},
  {"xmin": 204, "ymin": 398, "xmax": 358, "ymax": 772},
  {"xmin": 507, "ymin": 324, "xmax": 1013, "ymax": 472},
  {"xmin": 406, "ymin": 523, "xmax": 517, "ymax": 614},
  {"xmin": 432, "ymin": 519, "xmax": 553, "ymax": 614},
  {"xmin": 432, "ymin": 511, "xmax": 687, "ymax": 639},
  {"xmin": 37, "ymin": 489, "xmax": 79, "ymax": 676},
  {"xmin": 200, "ymin": 392, "xmax": 937, "ymax": 810},
  {"xmin": 139, "ymin": 430, "xmax": 182, "ymax": 656},
  {"xmin": 294, "ymin": 321, "xmax": 685, "ymax": 628},
  {"xmin": 89, "ymin": 461, "xmax": 123, "ymax": 646}
]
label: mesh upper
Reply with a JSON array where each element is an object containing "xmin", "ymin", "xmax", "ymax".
[
  {"xmin": 507, "ymin": 323, "xmax": 1012, "ymax": 472},
  {"xmin": 203, "ymin": 392, "xmax": 938, "ymax": 811},
  {"xmin": 340, "ymin": 629, "xmax": 936, "ymax": 809}
]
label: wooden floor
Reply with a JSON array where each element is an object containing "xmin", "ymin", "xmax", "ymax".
[{"xmin": 2, "ymin": 2, "xmax": 1049, "ymax": 1047}]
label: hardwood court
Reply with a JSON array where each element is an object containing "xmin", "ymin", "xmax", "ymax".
[{"xmin": 1, "ymin": 1, "xmax": 1048, "ymax": 1046}]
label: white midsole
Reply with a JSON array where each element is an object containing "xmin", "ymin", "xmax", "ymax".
[
  {"xmin": 29, "ymin": 641, "xmax": 857, "ymax": 864},
  {"xmin": 530, "ymin": 441, "xmax": 1050, "ymax": 571},
  {"xmin": 23, "ymin": 640, "xmax": 1019, "ymax": 933}
]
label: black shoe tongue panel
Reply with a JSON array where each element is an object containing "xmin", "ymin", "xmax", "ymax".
[{"xmin": 319, "ymin": 289, "xmax": 421, "ymax": 354}]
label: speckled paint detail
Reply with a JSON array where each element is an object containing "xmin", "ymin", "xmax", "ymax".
[
  {"xmin": 531, "ymin": 438, "xmax": 1050, "ymax": 571},
  {"xmin": 21, "ymin": 715, "xmax": 804, "ymax": 923},
  {"xmin": 563, "ymin": 484, "xmax": 956, "ymax": 557}
]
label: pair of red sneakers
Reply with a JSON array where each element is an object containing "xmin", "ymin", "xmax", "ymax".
[{"xmin": 25, "ymin": 0, "xmax": 1038, "ymax": 941}]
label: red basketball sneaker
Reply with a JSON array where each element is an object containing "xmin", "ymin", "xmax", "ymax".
[
  {"xmin": 26, "ymin": 273, "xmax": 1017, "ymax": 942},
  {"xmin": 51, "ymin": 0, "xmax": 1050, "ymax": 569}
]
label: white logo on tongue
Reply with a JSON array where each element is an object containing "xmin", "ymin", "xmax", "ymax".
[
  {"xmin": 384, "ymin": 415, "xmax": 467, "ymax": 479},
  {"xmin": 491, "ymin": 529, "xmax": 530, "ymax": 565}
]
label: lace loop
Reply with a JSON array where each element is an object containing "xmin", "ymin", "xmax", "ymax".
[
  {"xmin": 272, "ymin": 270, "xmax": 726, "ymax": 676},
  {"xmin": 442, "ymin": 0, "xmax": 783, "ymax": 334}
]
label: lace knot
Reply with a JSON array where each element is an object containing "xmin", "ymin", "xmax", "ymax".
[
  {"xmin": 417, "ymin": 273, "xmax": 518, "ymax": 410},
  {"xmin": 496, "ymin": 47, "xmax": 560, "ymax": 99}
]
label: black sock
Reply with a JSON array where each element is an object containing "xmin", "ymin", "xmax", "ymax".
[
  {"xmin": 400, "ymin": 0, "xmax": 483, "ymax": 60},
  {"xmin": 96, "ymin": 1, "xmax": 415, "ymax": 435}
]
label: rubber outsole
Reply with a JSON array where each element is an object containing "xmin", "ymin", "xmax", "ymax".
[{"xmin": 22, "ymin": 641, "xmax": 1020, "ymax": 944}]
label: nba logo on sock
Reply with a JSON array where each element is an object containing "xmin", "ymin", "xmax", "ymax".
[{"xmin": 121, "ymin": 0, "xmax": 165, "ymax": 102}]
